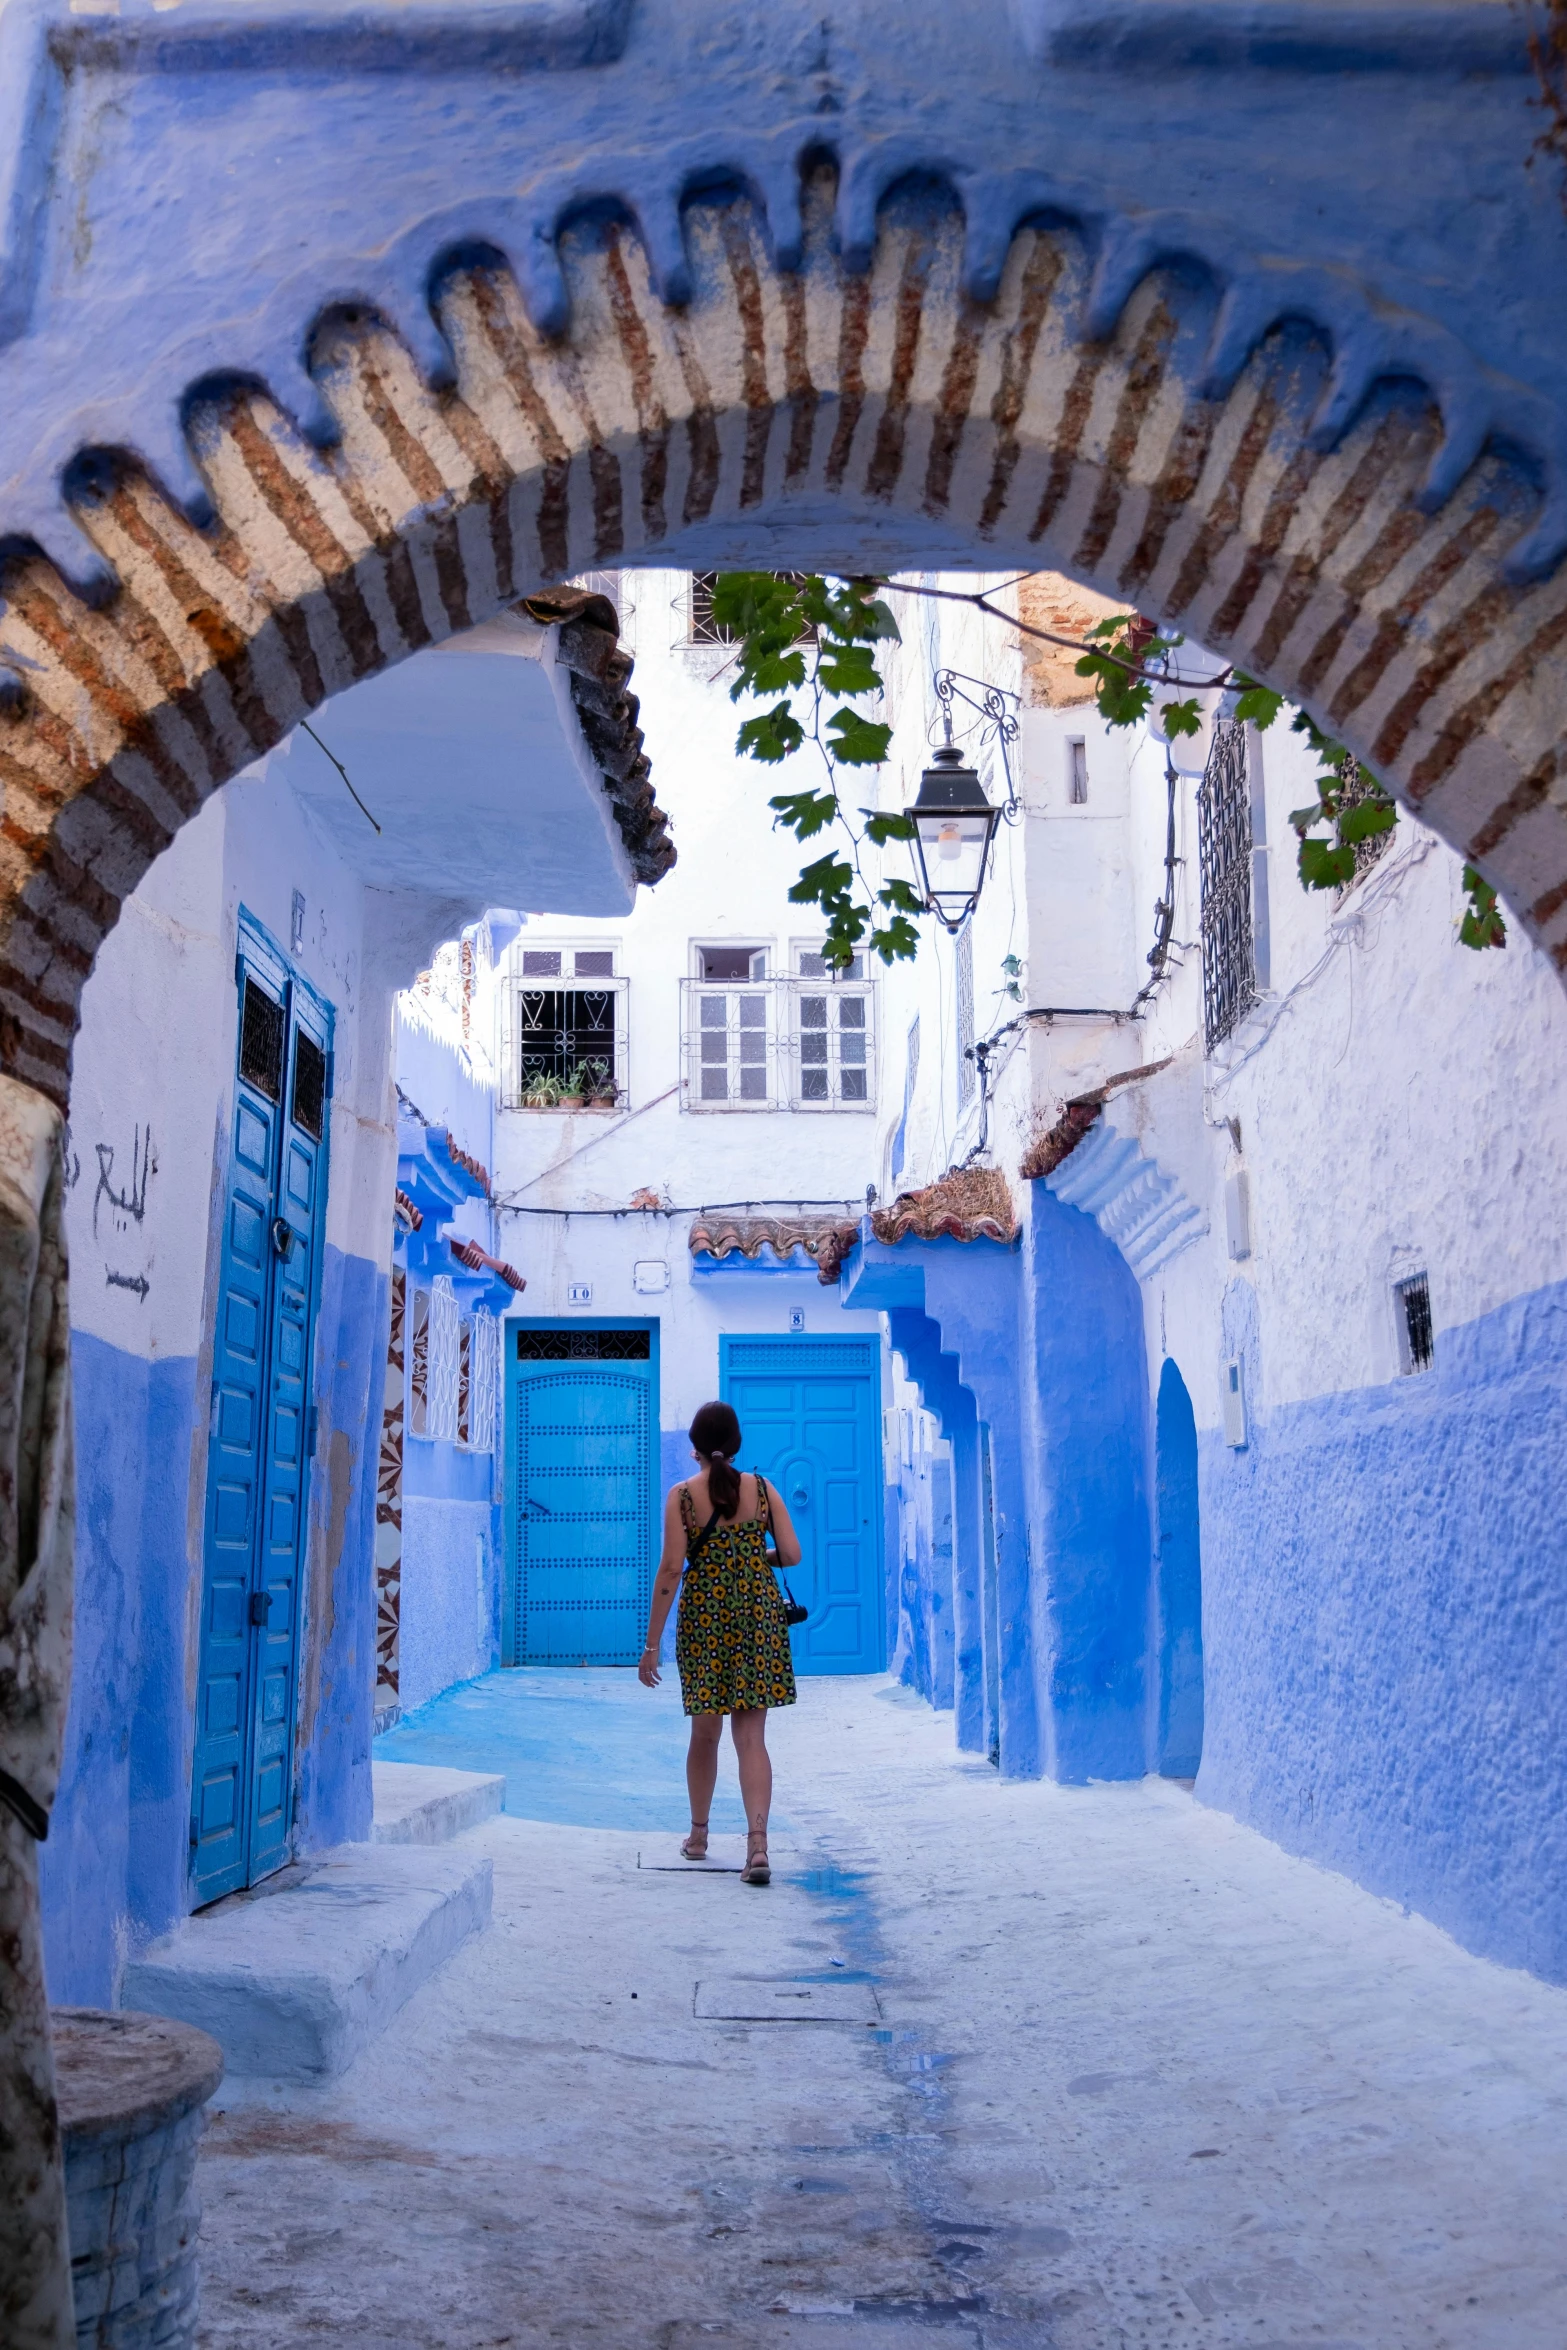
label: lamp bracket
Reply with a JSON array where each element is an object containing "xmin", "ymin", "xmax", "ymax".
[{"xmin": 933, "ymin": 668, "xmax": 1021, "ymax": 818}]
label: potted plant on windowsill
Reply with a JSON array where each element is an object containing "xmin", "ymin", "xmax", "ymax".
[
  {"xmin": 587, "ymin": 1066, "xmax": 619, "ymax": 1112},
  {"xmin": 521, "ymin": 1073, "xmax": 562, "ymax": 1112},
  {"xmin": 556, "ymin": 1062, "xmax": 590, "ymax": 1112}
]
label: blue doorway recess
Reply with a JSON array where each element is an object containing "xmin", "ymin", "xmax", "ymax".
[
  {"xmin": 1155, "ymin": 1357, "xmax": 1205, "ymax": 1778},
  {"xmin": 505, "ymin": 1323, "xmax": 659, "ymax": 1666},
  {"xmin": 190, "ymin": 913, "xmax": 332, "ymax": 1905},
  {"xmin": 721, "ymin": 1334, "xmax": 884, "ymax": 1675}
]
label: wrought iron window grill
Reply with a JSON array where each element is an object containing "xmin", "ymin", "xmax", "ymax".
[
  {"xmin": 466, "ymin": 1310, "xmax": 501, "ymax": 1451},
  {"xmin": 427, "ymin": 1276, "xmax": 461, "ymax": 1443},
  {"xmin": 1395, "ymin": 1272, "xmax": 1435, "ymax": 1374},
  {"xmin": 679, "ymin": 974, "xmax": 875, "ymax": 1111},
  {"xmin": 515, "ymin": 1328, "xmax": 651, "ymax": 1360},
  {"xmin": 1337, "ymin": 753, "xmax": 1393, "ymax": 891},
  {"xmin": 1197, "ymin": 717, "xmax": 1257, "ymax": 1053},
  {"xmin": 686, "ymin": 572, "xmax": 817, "ymax": 646},
  {"xmin": 508, "ymin": 974, "xmax": 628, "ymax": 1106}
]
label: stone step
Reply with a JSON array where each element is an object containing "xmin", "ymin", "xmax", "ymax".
[
  {"xmin": 372, "ymin": 1758, "xmax": 505, "ymax": 1844},
  {"xmin": 122, "ymin": 1844, "xmax": 492, "ymax": 2081}
]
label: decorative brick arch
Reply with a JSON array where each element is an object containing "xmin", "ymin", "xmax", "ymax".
[{"xmin": 4, "ymin": 171, "xmax": 1566, "ymax": 1105}]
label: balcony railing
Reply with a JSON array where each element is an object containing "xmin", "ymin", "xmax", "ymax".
[{"xmin": 679, "ymin": 976, "xmax": 875, "ymax": 1111}]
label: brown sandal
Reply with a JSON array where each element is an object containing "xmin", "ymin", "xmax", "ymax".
[
  {"xmin": 741, "ymin": 1832, "xmax": 770, "ymax": 1887},
  {"xmin": 681, "ymin": 1821, "xmax": 709, "ymax": 1861}
]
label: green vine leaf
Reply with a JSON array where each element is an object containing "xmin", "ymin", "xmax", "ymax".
[{"xmin": 1459, "ymin": 863, "xmax": 1508, "ymax": 949}]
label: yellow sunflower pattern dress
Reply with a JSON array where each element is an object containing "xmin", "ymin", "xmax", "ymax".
[{"xmin": 675, "ymin": 1475, "xmax": 798, "ymax": 1717}]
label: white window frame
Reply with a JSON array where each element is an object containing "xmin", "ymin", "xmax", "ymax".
[
  {"xmin": 788, "ymin": 944, "xmax": 876, "ymax": 1112},
  {"xmin": 682, "ymin": 943, "xmax": 776, "ymax": 1111},
  {"xmin": 502, "ymin": 940, "xmax": 629, "ymax": 1110}
]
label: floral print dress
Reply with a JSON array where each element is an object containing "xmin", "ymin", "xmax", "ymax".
[{"xmin": 675, "ymin": 1475, "xmax": 798, "ymax": 1717}]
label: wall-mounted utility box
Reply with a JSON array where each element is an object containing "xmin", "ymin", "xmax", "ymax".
[
  {"xmin": 1224, "ymin": 1169, "xmax": 1252, "ymax": 1261},
  {"xmin": 1222, "ymin": 1356, "xmax": 1248, "ymax": 1448},
  {"xmin": 632, "ymin": 1261, "xmax": 669, "ymax": 1293}
]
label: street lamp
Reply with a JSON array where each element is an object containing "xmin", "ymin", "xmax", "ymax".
[{"xmin": 908, "ymin": 742, "xmax": 1001, "ymax": 932}]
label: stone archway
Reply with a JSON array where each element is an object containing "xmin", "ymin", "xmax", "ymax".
[{"xmin": 3, "ymin": 171, "xmax": 1567, "ymax": 1110}]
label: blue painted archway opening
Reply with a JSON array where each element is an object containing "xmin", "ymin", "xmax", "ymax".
[{"xmin": 1154, "ymin": 1358, "xmax": 1204, "ymax": 1780}]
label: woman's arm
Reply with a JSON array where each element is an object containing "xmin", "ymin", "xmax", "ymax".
[
  {"xmin": 639, "ymin": 1486, "xmax": 689, "ymax": 1687},
  {"xmin": 763, "ymin": 1480, "xmax": 803, "ymax": 1569}
]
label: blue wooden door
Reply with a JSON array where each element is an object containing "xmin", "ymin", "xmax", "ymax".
[
  {"xmin": 191, "ymin": 917, "xmax": 331, "ymax": 1904},
  {"xmin": 721, "ymin": 1335, "xmax": 884, "ymax": 1675},
  {"xmin": 507, "ymin": 1327, "xmax": 656, "ymax": 1665}
]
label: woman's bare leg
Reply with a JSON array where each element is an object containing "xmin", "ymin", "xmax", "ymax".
[
  {"xmin": 686, "ymin": 1713, "xmax": 722, "ymax": 1837},
  {"xmin": 729, "ymin": 1707, "xmax": 772, "ymax": 1839}
]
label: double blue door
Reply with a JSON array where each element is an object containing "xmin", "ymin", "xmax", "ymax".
[
  {"xmin": 190, "ymin": 916, "xmax": 331, "ymax": 1904},
  {"xmin": 507, "ymin": 1325, "xmax": 657, "ymax": 1665},
  {"xmin": 722, "ymin": 1335, "xmax": 884, "ymax": 1674}
]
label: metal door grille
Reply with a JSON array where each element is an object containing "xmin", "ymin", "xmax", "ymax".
[
  {"xmin": 515, "ymin": 1328, "xmax": 651, "ymax": 1361},
  {"xmin": 291, "ymin": 1031, "xmax": 327, "ymax": 1139},
  {"xmin": 239, "ymin": 980, "xmax": 286, "ymax": 1100},
  {"xmin": 1197, "ymin": 718, "xmax": 1257, "ymax": 1052}
]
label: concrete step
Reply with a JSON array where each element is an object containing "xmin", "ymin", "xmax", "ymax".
[
  {"xmin": 122, "ymin": 1843, "xmax": 492, "ymax": 2081},
  {"xmin": 372, "ymin": 1759, "xmax": 505, "ymax": 1844}
]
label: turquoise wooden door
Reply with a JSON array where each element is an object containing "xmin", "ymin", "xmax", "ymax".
[
  {"xmin": 721, "ymin": 1335, "xmax": 884, "ymax": 1675},
  {"xmin": 190, "ymin": 916, "xmax": 331, "ymax": 1904},
  {"xmin": 507, "ymin": 1326, "xmax": 657, "ymax": 1665}
]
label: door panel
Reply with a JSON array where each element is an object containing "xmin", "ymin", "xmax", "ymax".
[
  {"xmin": 721, "ymin": 1336, "xmax": 883, "ymax": 1676},
  {"xmin": 190, "ymin": 919, "xmax": 331, "ymax": 1905},
  {"xmin": 509, "ymin": 1347, "xmax": 655, "ymax": 1665}
]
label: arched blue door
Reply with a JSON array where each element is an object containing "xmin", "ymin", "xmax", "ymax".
[{"xmin": 1155, "ymin": 1358, "xmax": 1204, "ymax": 1778}]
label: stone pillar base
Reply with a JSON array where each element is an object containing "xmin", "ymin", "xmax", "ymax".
[{"xmin": 51, "ymin": 2008, "xmax": 224, "ymax": 2349}]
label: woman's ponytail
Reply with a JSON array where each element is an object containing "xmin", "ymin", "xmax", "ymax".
[{"xmin": 688, "ymin": 1399, "xmax": 743, "ymax": 1518}]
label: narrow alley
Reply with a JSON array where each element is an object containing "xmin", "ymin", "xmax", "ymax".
[{"xmin": 194, "ymin": 1675, "xmax": 1567, "ymax": 2349}]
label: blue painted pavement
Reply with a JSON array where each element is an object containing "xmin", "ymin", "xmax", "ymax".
[{"xmin": 376, "ymin": 1666, "xmax": 790, "ymax": 1835}]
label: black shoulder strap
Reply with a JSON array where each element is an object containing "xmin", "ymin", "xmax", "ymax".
[{"xmin": 685, "ymin": 1504, "xmax": 723, "ymax": 1566}]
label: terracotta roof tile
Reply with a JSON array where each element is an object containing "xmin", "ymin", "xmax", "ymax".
[
  {"xmin": 871, "ymin": 1165, "xmax": 1017, "ymax": 1249},
  {"xmin": 688, "ymin": 1214, "xmax": 861, "ymax": 1287},
  {"xmin": 1019, "ymin": 1057, "xmax": 1175, "ymax": 1183},
  {"xmin": 394, "ymin": 1187, "xmax": 424, "ymax": 1232},
  {"xmin": 449, "ymin": 1236, "xmax": 526, "ymax": 1292}
]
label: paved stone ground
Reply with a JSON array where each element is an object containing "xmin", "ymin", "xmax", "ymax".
[{"xmin": 196, "ymin": 1675, "xmax": 1567, "ymax": 2348}]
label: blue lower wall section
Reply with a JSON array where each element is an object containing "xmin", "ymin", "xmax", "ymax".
[
  {"xmin": 42, "ymin": 1243, "xmax": 385, "ymax": 2004},
  {"xmin": 41, "ymin": 1336, "xmax": 198, "ymax": 2006},
  {"xmin": 293, "ymin": 1244, "xmax": 383, "ymax": 1854},
  {"xmin": 1198, "ymin": 1273, "xmax": 1567, "ymax": 1986},
  {"xmin": 400, "ymin": 1496, "xmax": 496, "ymax": 1710}
]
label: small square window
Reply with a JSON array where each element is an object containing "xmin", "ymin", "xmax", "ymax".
[
  {"xmin": 801, "ymin": 1068, "xmax": 828, "ymax": 1101},
  {"xmin": 1068, "ymin": 740, "xmax": 1089, "ymax": 805},
  {"xmin": 801, "ymin": 997, "xmax": 827, "ymax": 1029},
  {"xmin": 839, "ymin": 1033, "xmax": 866, "ymax": 1066},
  {"xmin": 738, "ymin": 996, "xmax": 766, "ymax": 1028},
  {"xmin": 738, "ymin": 1031, "xmax": 766, "ymax": 1065},
  {"xmin": 838, "ymin": 998, "xmax": 866, "ymax": 1030},
  {"xmin": 523, "ymin": 949, "xmax": 562, "ymax": 976},
  {"xmin": 575, "ymin": 950, "xmax": 614, "ymax": 977},
  {"xmin": 739, "ymin": 1067, "xmax": 768, "ymax": 1101},
  {"xmin": 700, "ymin": 1068, "xmax": 728, "ymax": 1101},
  {"xmin": 801, "ymin": 1033, "xmax": 829, "ymax": 1065},
  {"xmin": 700, "ymin": 1032, "xmax": 728, "ymax": 1064},
  {"xmin": 700, "ymin": 996, "xmax": 727, "ymax": 1030},
  {"xmin": 841, "ymin": 1068, "xmax": 868, "ymax": 1101}
]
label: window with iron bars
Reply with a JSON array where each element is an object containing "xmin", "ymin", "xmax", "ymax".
[
  {"xmin": 1197, "ymin": 718, "xmax": 1257, "ymax": 1053},
  {"xmin": 687, "ymin": 572, "xmax": 818, "ymax": 646},
  {"xmin": 510, "ymin": 957, "xmax": 628, "ymax": 1107}
]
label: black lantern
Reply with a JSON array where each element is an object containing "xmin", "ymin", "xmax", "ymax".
[{"xmin": 908, "ymin": 742, "xmax": 1001, "ymax": 932}]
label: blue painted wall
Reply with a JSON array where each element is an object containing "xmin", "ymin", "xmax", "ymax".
[
  {"xmin": 1021, "ymin": 1188, "xmax": 1153, "ymax": 1784},
  {"xmin": 1198, "ymin": 1272, "xmax": 1567, "ymax": 1988},
  {"xmin": 40, "ymin": 1336, "xmax": 197, "ymax": 2006},
  {"xmin": 42, "ymin": 1242, "xmax": 383, "ymax": 2003},
  {"xmin": 1154, "ymin": 1358, "xmax": 1204, "ymax": 1779}
]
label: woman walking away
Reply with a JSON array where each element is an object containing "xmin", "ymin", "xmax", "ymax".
[{"xmin": 638, "ymin": 1401, "xmax": 801, "ymax": 1885}]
